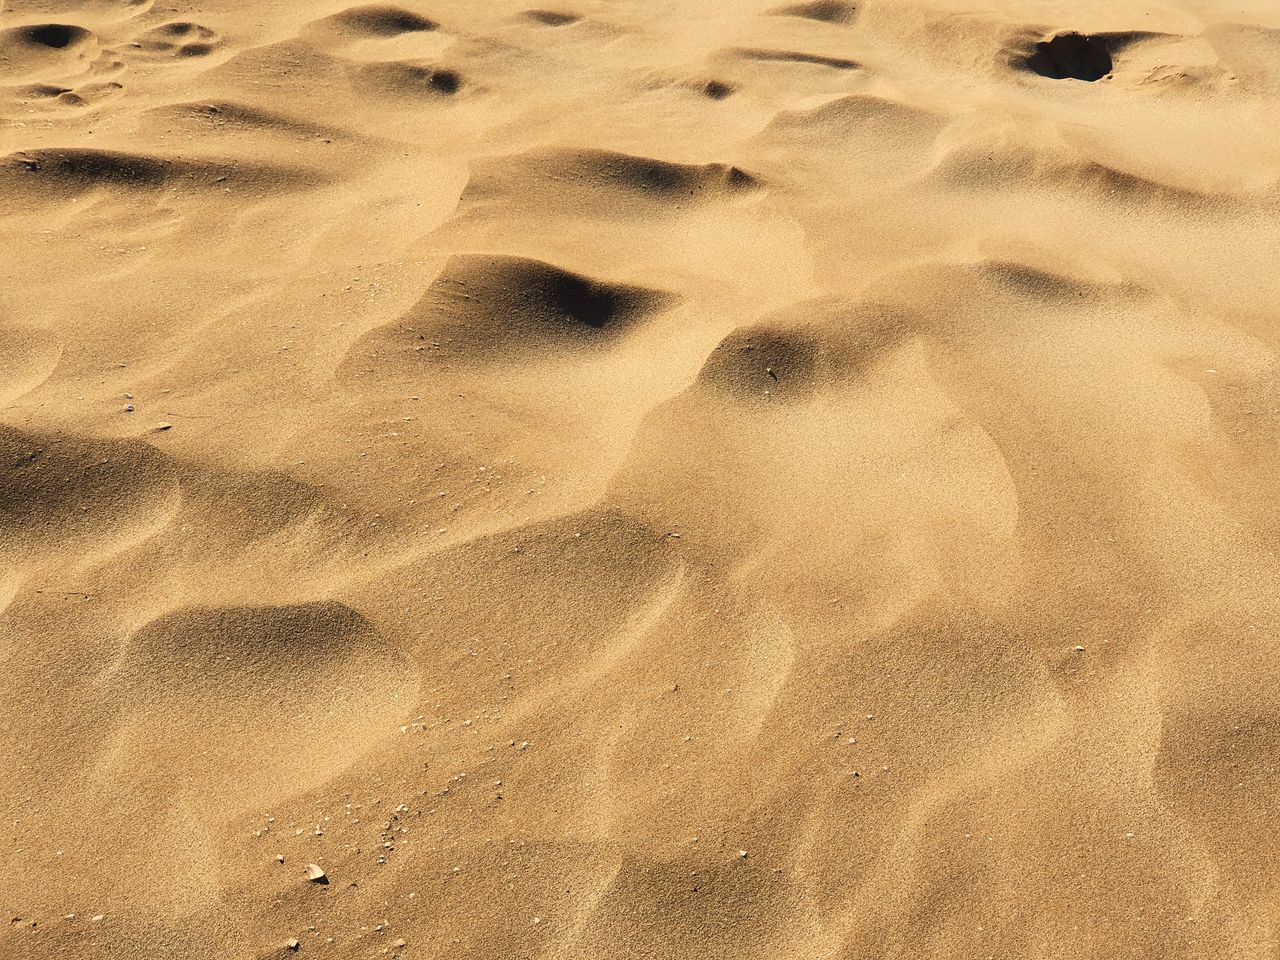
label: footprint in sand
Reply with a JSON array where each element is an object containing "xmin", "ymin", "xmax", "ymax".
[
  {"xmin": 0, "ymin": 23, "xmax": 99, "ymax": 80},
  {"xmin": 126, "ymin": 21, "xmax": 222, "ymax": 60}
]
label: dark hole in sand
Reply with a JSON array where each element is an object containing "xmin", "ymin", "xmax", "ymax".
[
  {"xmin": 25, "ymin": 24, "xmax": 81, "ymax": 49},
  {"xmin": 429, "ymin": 69, "xmax": 460, "ymax": 94},
  {"xmin": 1025, "ymin": 32, "xmax": 1112, "ymax": 82}
]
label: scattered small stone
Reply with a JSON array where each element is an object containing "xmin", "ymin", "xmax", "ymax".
[
  {"xmin": 124, "ymin": 404, "xmax": 135, "ymax": 413},
  {"xmin": 1073, "ymin": 645, "xmax": 1086, "ymax": 652},
  {"xmin": 287, "ymin": 938, "xmax": 300, "ymax": 952},
  {"xmin": 277, "ymin": 854, "xmax": 285, "ymax": 864},
  {"xmin": 394, "ymin": 939, "xmax": 407, "ymax": 949},
  {"xmin": 304, "ymin": 864, "xmax": 328, "ymax": 884},
  {"xmin": 738, "ymin": 850, "xmax": 748, "ymax": 859},
  {"xmin": 91, "ymin": 915, "xmax": 105, "ymax": 923}
]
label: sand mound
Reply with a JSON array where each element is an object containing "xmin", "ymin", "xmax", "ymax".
[
  {"xmin": 347, "ymin": 254, "xmax": 674, "ymax": 365},
  {"xmin": 354, "ymin": 60, "xmax": 462, "ymax": 99},
  {"xmin": 1, "ymin": 147, "xmax": 322, "ymax": 201},
  {"xmin": 0, "ymin": 22, "xmax": 96, "ymax": 78},
  {"xmin": 463, "ymin": 148, "xmax": 759, "ymax": 218},
  {"xmin": 0, "ymin": 425, "xmax": 175, "ymax": 549},
  {"xmin": 334, "ymin": 5, "xmax": 435, "ymax": 36},
  {"xmin": 310, "ymin": 4, "xmax": 437, "ymax": 39},
  {"xmin": 141, "ymin": 99, "xmax": 352, "ymax": 140},
  {"xmin": 118, "ymin": 601, "xmax": 380, "ymax": 687},
  {"xmin": 769, "ymin": 1, "xmax": 859, "ymax": 25}
]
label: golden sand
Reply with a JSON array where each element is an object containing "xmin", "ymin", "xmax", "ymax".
[{"xmin": 2, "ymin": 1, "xmax": 1279, "ymax": 957}]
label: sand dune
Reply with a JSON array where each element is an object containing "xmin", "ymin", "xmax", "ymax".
[{"xmin": 2, "ymin": 0, "xmax": 1280, "ymax": 957}]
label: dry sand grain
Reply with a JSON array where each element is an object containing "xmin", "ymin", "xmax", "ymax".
[{"xmin": 2, "ymin": 0, "xmax": 1280, "ymax": 957}]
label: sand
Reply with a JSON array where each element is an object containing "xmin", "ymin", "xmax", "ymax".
[{"xmin": 2, "ymin": 0, "xmax": 1280, "ymax": 957}]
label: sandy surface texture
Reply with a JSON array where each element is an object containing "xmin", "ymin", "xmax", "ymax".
[{"xmin": 2, "ymin": 0, "xmax": 1280, "ymax": 957}]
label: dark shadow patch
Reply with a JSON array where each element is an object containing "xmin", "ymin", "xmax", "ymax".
[
  {"xmin": 329, "ymin": 4, "xmax": 437, "ymax": 36},
  {"xmin": 733, "ymin": 47, "xmax": 859, "ymax": 69},
  {"xmin": 555, "ymin": 150, "xmax": 759, "ymax": 195},
  {"xmin": 7, "ymin": 148, "xmax": 171, "ymax": 186},
  {"xmin": 17, "ymin": 83, "xmax": 73, "ymax": 98},
  {"xmin": 459, "ymin": 148, "xmax": 761, "ymax": 219},
  {"xmin": 694, "ymin": 299, "xmax": 915, "ymax": 404},
  {"xmin": 130, "ymin": 21, "xmax": 219, "ymax": 58},
  {"xmin": 703, "ymin": 80, "xmax": 735, "ymax": 99},
  {"xmin": 146, "ymin": 100, "xmax": 351, "ymax": 140},
  {"xmin": 769, "ymin": 1, "xmax": 858, "ymax": 24},
  {"xmin": 355, "ymin": 60, "xmax": 463, "ymax": 98},
  {"xmin": 157, "ymin": 21, "xmax": 202, "ymax": 38},
  {"xmin": 698, "ymin": 328, "xmax": 824, "ymax": 403},
  {"xmin": 1023, "ymin": 32, "xmax": 1112, "ymax": 80},
  {"xmin": 525, "ymin": 10, "xmax": 580, "ymax": 26},
  {"xmin": 22, "ymin": 23, "xmax": 88, "ymax": 49},
  {"xmin": 1014, "ymin": 31, "xmax": 1162, "ymax": 82},
  {"xmin": 348, "ymin": 255, "xmax": 676, "ymax": 365},
  {"xmin": 978, "ymin": 261, "xmax": 1103, "ymax": 301},
  {"xmin": 124, "ymin": 602, "xmax": 377, "ymax": 685},
  {"xmin": 428, "ymin": 67, "xmax": 460, "ymax": 94},
  {"xmin": 2, "ymin": 147, "xmax": 322, "ymax": 199},
  {"xmin": 0, "ymin": 424, "xmax": 171, "ymax": 535}
]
